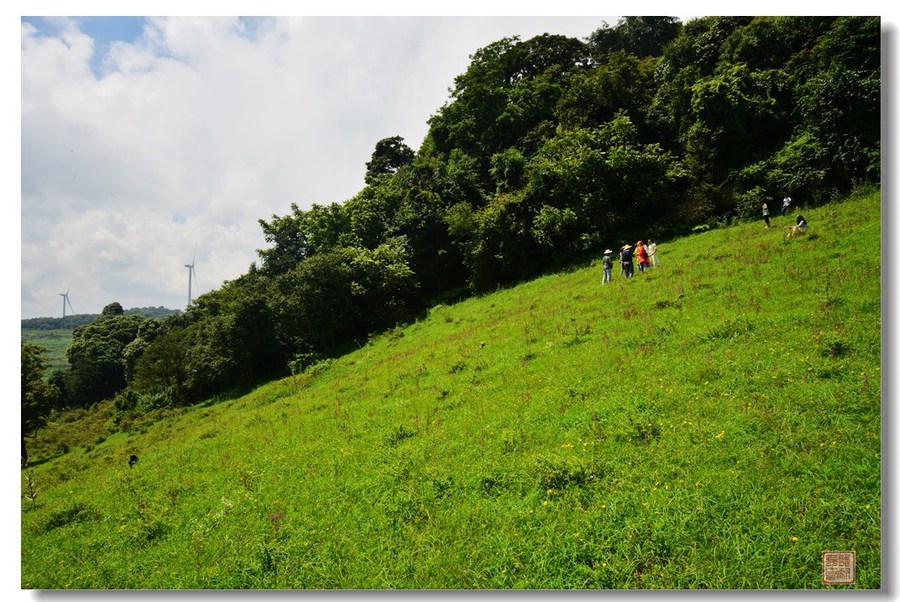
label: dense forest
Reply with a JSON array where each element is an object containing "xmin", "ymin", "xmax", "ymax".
[{"xmin": 25, "ymin": 16, "xmax": 880, "ymax": 429}]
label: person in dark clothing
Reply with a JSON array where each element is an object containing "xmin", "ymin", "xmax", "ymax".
[
  {"xmin": 784, "ymin": 214, "xmax": 808, "ymax": 238},
  {"xmin": 621, "ymin": 244, "xmax": 634, "ymax": 278}
]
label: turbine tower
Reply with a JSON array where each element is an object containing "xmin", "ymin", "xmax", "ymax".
[
  {"xmin": 185, "ymin": 249, "xmax": 197, "ymax": 307},
  {"xmin": 59, "ymin": 287, "xmax": 74, "ymax": 318}
]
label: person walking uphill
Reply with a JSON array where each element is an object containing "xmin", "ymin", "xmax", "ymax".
[
  {"xmin": 602, "ymin": 249, "xmax": 613, "ymax": 284},
  {"xmin": 648, "ymin": 239, "xmax": 658, "ymax": 267},
  {"xmin": 781, "ymin": 195, "xmax": 792, "ymax": 217},
  {"xmin": 621, "ymin": 244, "xmax": 635, "ymax": 278},
  {"xmin": 762, "ymin": 203, "xmax": 771, "ymax": 228}
]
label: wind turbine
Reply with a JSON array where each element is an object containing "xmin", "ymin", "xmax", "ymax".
[
  {"xmin": 59, "ymin": 287, "xmax": 74, "ymax": 318},
  {"xmin": 185, "ymin": 248, "xmax": 197, "ymax": 307}
]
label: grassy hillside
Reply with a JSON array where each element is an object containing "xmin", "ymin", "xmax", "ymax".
[
  {"xmin": 21, "ymin": 189, "xmax": 881, "ymax": 589},
  {"xmin": 21, "ymin": 329, "xmax": 71, "ymax": 375}
]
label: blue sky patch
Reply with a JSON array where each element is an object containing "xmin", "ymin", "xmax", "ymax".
[{"xmin": 22, "ymin": 16, "xmax": 148, "ymax": 77}]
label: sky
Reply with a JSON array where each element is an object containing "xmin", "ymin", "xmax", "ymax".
[
  {"xmin": 17, "ymin": 7, "xmax": 897, "ymax": 321},
  {"xmin": 6, "ymin": 4, "xmax": 900, "ymax": 600},
  {"xmin": 18, "ymin": 14, "xmax": 632, "ymax": 319}
]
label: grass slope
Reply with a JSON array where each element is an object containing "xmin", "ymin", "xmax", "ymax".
[
  {"xmin": 21, "ymin": 329, "xmax": 71, "ymax": 375},
  {"xmin": 21, "ymin": 190, "xmax": 881, "ymax": 589}
]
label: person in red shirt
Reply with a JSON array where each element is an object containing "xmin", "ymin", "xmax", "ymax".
[{"xmin": 636, "ymin": 240, "xmax": 649, "ymax": 273}]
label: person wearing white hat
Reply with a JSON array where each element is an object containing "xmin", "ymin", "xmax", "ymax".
[
  {"xmin": 621, "ymin": 244, "xmax": 634, "ymax": 278},
  {"xmin": 602, "ymin": 249, "xmax": 613, "ymax": 284}
]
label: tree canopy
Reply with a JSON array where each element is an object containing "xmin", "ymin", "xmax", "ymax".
[{"xmin": 53, "ymin": 17, "xmax": 880, "ymax": 419}]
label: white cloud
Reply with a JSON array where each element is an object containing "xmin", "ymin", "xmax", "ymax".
[{"xmin": 20, "ymin": 16, "xmax": 615, "ymax": 318}]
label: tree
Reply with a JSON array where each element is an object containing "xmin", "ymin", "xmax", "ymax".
[
  {"xmin": 587, "ymin": 16, "xmax": 682, "ymax": 62},
  {"xmin": 490, "ymin": 147, "xmax": 526, "ymax": 192},
  {"xmin": 365, "ymin": 136, "xmax": 415, "ymax": 184},
  {"xmin": 22, "ymin": 341, "xmax": 60, "ymax": 465},
  {"xmin": 65, "ymin": 310, "xmax": 144, "ymax": 406},
  {"xmin": 556, "ymin": 51, "xmax": 658, "ymax": 133},
  {"xmin": 526, "ymin": 113, "xmax": 685, "ymax": 243},
  {"xmin": 430, "ymin": 34, "xmax": 588, "ymax": 162},
  {"xmin": 62, "ymin": 16, "xmax": 883, "ymax": 418},
  {"xmin": 257, "ymin": 203, "xmax": 312, "ymax": 274},
  {"xmin": 341, "ymin": 236, "xmax": 420, "ymax": 326},
  {"xmin": 129, "ymin": 326, "xmax": 190, "ymax": 408},
  {"xmin": 272, "ymin": 251, "xmax": 362, "ymax": 356},
  {"xmin": 257, "ymin": 202, "xmax": 351, "ymax": 274},
  {"xmin": 101, "ymin": 302, "xmax": 124, "ymax": 316}
]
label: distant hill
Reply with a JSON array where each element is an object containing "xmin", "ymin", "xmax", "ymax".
[{"xmin": 21, "ymin": 306, "xmax": 181, "ymax": 331}]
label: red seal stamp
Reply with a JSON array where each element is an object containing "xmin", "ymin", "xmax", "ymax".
[{"xmin": 822, "ymin": 551, "xmax": 856, "ymax": 585}]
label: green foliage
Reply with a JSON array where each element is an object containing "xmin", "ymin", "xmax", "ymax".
[
  {"xmin": 365, "ymin": 135, "xmax": 415, "ymax": 184},
  {"xmin": 22, "ymin": 342, "xmax": 60, "ymax": 434},
  {"xmin": 489, "ymin": 147, "xmax": 526, "ymax": 192},
  {"xmin": 686, "ymin": 64, "xmax": 792, "ymax": 186},
  {"xmin": 56, "ymin": 19, "xmax": 881, "ymax": 443},
  {"xmin": 525, "ymin": 114, "xmax": 684, "ymax": 244},
  {"xmin": 797, "ymin": 66, "xmax": 880, "ymax": 187},
  {"xmin": 341, "ymin": 236, "xmax": 419, "ymax": 324},
  {"xmin": 257, "ymin": 202, "xmax": 350, "ymax": 274},
  {"xmin": 129, "ymin": 327, "xmax": 189, "ymax": 406},
  {"xmin": 733, "ymin": 186, "xmax": 769, "ymax": 220},
  {"xmin": 460, "ymin": 190, "xmax": 537, "ymax": 290},
  {"xmin": 22, "ymin": 341, "xmax": 61, "ymax": 465},
  {"xmin": 532, "ymin": 205, "xmax": 578, "ymax": 248},
  {"xmin": 587, "ymin": 16, "xmax": 682, "ymax": 61},
  {"xmin": 272, "ymin": 251, "xmax": 361, "ymax": 354},
  {"xmin": 430, "ymin": 34, "xmax": 588, "ymax": 159},
  {"xmin": 556, "ymin": 51, "xmax": 657, "ymax": 132},
  {"xmin": 64, "ymin": 311, "xmax": 145, "ymax": 407},
  {"xmin": 22, "ymin": 314, "xmax": 98, "ymax": 331},
  {"xmin": 101, "ymin": 302, "xmax": 125, "ymax": 316},
  {"xmin": 21, "ymin": 191, "xmax": 881, "ymax": 589}
]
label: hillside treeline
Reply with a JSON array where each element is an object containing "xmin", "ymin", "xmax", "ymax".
[
  {"xmin": 22, "ymin": 307, "xmax": 180, "ymax": 331},
  {"xmin": 42, "ymin": 16, "xmax": 880, "ymax": 417}
]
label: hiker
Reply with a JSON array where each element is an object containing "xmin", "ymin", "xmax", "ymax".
[
  {"xmin": 648, "ymin": 239, "xmax": 659, "ymax": 267},
  {"xmin": 621, "ymin": 244, "xmax": 634, "ymax": 278},
  {"xmin": 781, "ymin": 195, "xmax": 792, "ymax": 217},
  {"xmin": 636, "ymin": 241, "xmax": 649, "ymax": 273},
  {"xmin": 762, "ymin": 203, "xmax": 771, "ymax": 228},
  {"xmin": 601, "ymin": 249, "xmax": 613, "ymax": 284}
]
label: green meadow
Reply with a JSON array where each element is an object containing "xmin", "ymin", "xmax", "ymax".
[
  {"xmin": 21, "ymin": 329, "xmax": 71, "ymax": 375},
  {"xmin": 21, "ymin": 189, "xmax": 881, "ymax": 589}
]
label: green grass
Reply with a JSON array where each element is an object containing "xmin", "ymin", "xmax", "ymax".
[
  {"xmin": 21, "ymin": 328, "xmax": 72, "ymax": 375},
  {"xmin": 21, "ymin": 189, "xmax": 881, "ymax": 589}
]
